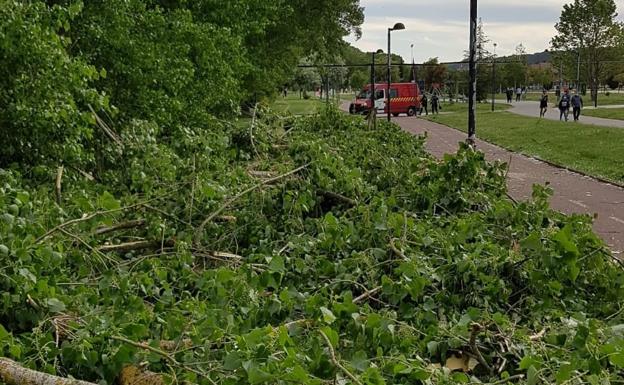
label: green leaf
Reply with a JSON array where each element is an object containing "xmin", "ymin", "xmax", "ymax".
[
  {"xmin": 320, "ymin": 306, "xmax": 336, "ymax": 324},
  {"xmin": 247, "ymin": 366, "xmax": 274, "ymax": 384},
  {"xmin": 609, "ymin": 351, "xmax": 624, "ymax": 367},
  {"xmin": 556, "ymin": 364, "xmax": 573, "ymax": 384},
  {"xmin": 320, "ymin": 326, "xmax": 339, "ymax": 348},
  {"xmin": 46, "ymin": 298, "xmax": 66, "ymax": 313},
  {"xmin": 0, "ymin": 324, "xmax": 9, "ymax": 341},
  {"xmin": 527, "ymin": 366, "xmax": 539, "ymax": 385},
  {"xmin": 223, "ymin": 352, "xmax": 242, "ymax": 370},
  {"xmin": 268, "ymin": 256, "xmax": 285, "ymax": 273},
  {"xmin": 97, "ymin": 191, "xmax": 120, "ymax": 210}
]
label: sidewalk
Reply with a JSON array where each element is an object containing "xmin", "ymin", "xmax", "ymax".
[
  {"xmin": 394, "ymin": 116, "xmax": 624, "ymax": 255},
  {"xmin": 507, "ymin": 100, "xmax": 624, "ymax": 128}
]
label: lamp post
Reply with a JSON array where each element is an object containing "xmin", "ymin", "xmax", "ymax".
[
  {"xmin": 467, "ymin": 0, "xmax": 477, "ymax": 145},
  {"xmin": 387, "ymin": 22, "xmax": 406, "ymax": 122},
  {"xmin": 491, "ymin": 43, "xmax": 497, "ymax": 112},
  {"xmin": 370, "ymin": 49, "xmax": 384, "ymax": 116}
]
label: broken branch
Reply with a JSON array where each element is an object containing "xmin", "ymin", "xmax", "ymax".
[
  {"xmin": 319, "ymin": 330, "xmax": 364, "ymax": 385},
  {"xmin": 94, "ymin": 219, "xmax": 146, "ymax": 235},
  {"xmin": 98, "ymin": 240, "xmax": 174, "ymax": 253},
  {"xmin": 0, "ymin": 358, "xmax": 97, "ymax": 385},
  {"xmin": 55, "ymin": 166, "xmax": 64, "ymax": 205},
  {"xmin": 194, "ymin": 163, "xmax": 310, "ymax": 244}
]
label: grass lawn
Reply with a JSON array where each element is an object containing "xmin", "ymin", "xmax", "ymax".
[
  {"xmin": 425, "ymin": 109, "xmax": 624, "ymax": 183},
  {"xmin": 272, "ymin": 95, "xmax": 327, "ymax": 115},
  {"xmin": 432, "ymin": 102, "xmax": 511, "ymax": 113},
  {"xmin": 583, "ymin": 107, "xmax": 624, "ymax": 121}
]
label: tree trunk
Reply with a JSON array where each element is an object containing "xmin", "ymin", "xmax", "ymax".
[{"xmin": 0, "ymin": 358, "xmax": 97, "ymax": 385}]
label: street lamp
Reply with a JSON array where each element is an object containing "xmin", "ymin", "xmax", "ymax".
[
  {"xmin": 467, "ymin": 0, "xmax": 477, "ymax": 145},
  {"xmin": 491, "ymin": 43, "xmax": 497, "ymax": 112},
  {"xmin": 387, "ymin": 22, "xmax": 406, "ymax": 122},
  {"xmin": 371, "ymin": 49, "xmax": 384, "ymax": 117}
]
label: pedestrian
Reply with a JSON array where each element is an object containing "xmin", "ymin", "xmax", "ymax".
[
  {"xmin": 515, "ymin": 87, "xmax": 522, "ymax": 102},
  {"xmin": 558, "ymin": 89, "xmax": 571, "ymax": 122},
  {"xmin": 420, "ymin": 94, "xmax": 428, "ymax": 116},
  {"xmin": 431, "ymin": 94, "xmax": 440, "ymax": 114},
  {"xmin": 571, "ymin": 90, "xmax": 583, "ymax": 121},
  {"xmin": 539, "ymin": 90, "xmax": 549, "ymax": 118},
  {"xmin": 505, "ymin": 88, "xmax": 512, "ymax": 103}
]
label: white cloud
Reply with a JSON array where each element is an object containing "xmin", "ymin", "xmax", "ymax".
[{"xmin": 346, "ymin": 0, "xmax": 624, "ymax": 62}]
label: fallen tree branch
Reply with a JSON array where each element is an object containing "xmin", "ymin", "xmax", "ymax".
[
  {"xmin": 98, "ymin": 240, "xmax": 174, "ymax": 253},
  {"xmin": 319, "ymin": 330, "xmax": 364, "ymax": 385},
  {"xmin": 469, "ymin": 324, "xmax": 493, "ymax": 375},
  {"xmin": 35, "ymin": 199, "xmax": 155, "ymax": 244},
  {"xmin": 55, "ymin": 166, "xmax": 64, "ymax": 205},
  {"xmin": 111, "ymin": 336, "xmax": 217, "ymax": 385},
  {"xmin": 320, "ymin": 190, "xmax": 357, "ymax": 207},
  {"xmin": 250, "ymin": 103, "xmax": 259, "ymax": 157},
  {"xmin": 388, "ymin": 238, "xmax": 409, "ymax": 261},
  {"xmin": 94, "ymin": 219, "xmax": 146, "ymax": 235},
  {"xmin": 88, "ymin": 105, "xmax": 123, "ymax": 148},
  {"xmin": 353, "ymin": 286, "xmax": 382, "ymax": 304},
  {"xmin": 194, "ymin": 163, "xmax": 310, "ymax": 244},
  {"xmin": 0, "ymin": 358, "xmax": 97, "ymax": 385}
]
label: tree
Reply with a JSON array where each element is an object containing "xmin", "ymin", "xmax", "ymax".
[
  {"xmin": 422, "ymin": 58, "xmax": 447, "ymax": 92},
  {"xmin": 464, "ymin": 19, "xmax": 493, "ymax": 101},
  {"xmin": 551, "ymin": 0, "xmax": 624, "ymax": 104}
]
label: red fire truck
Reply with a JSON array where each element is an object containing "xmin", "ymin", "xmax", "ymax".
[{"xmin": 349, "ymin": 82, "xmax": 421, "ymax": 117}]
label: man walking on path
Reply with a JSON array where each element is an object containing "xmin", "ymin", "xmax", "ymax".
[
  {"xmin": 539, "ymin": 90, "xmax": 549, "ymax": 118},
  {"xmin": 571, "ymin": 90, "xmax": 583, "ymax": 121},
  {"xmin": 420, "ymin": 94, "xmax": 428, "ymax": 115},
  {"xmin": 431, "ymin": 94, "xmax": 440, "ymax": 114},
  {"xmin": 506, "ymin": 88, "xmax": 513, "ymax": 103},
  {"xmin": 516, "ymin": 87, "xmax": 522, "ymax": 102},
  {"xmin": 559, "ymin": 89, "xmax": 571, "ymax": 121}
]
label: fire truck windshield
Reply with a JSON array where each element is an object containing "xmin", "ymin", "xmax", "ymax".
[{"xmin": 356, "ymin": 90, "xmax": 371, "ymax": 99}]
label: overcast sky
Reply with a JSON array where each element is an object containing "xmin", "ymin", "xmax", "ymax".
[{"xmin": 345, "ymin": 0, "xmax": 624, "ymax": 63}]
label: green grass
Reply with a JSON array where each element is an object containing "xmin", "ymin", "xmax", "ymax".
[
  {"xmin": 583, "ymin": 107, "xmax": 624, "ymax": 121},
  {"xmin": 432, "ymin": 102, "xmax": 511, "ymax": 113},
  {"xmin": 425, "ymin": 109, "xmax": 624, "ymax": 183},
  {"xmin": 272, "ymin": 95, "xmax": 326, "ymax": 115}
]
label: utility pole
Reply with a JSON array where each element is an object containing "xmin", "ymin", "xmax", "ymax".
[
  {"xmin": 491, "ymin": 43, "xmax": 497, "ymax": 112},
  {"xmin": 467, "ymin": 0, "xmax": 477, "ymax": 146}
]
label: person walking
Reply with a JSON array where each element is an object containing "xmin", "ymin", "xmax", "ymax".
[
  {"xmin": 539, "ymin": 90, "xmax": 549, "ymax": 118},
  {"xmin": 420, "ymin": 94, "xmax": 428, "ymax": 115},
  {"xmin": 431, "ymin": 94, "xmax": 440, "ymax": 114},
  {"xmin": 571, "ymin": 90, "xmax": 583, "ymax": 121},
  {"xmin": 558, "ymin": 89, "xmax": 571, "ymax": 122},
  {"xmin": 506, "ymin": 88, "xmax": 513, "ymax": 104},
  {"xmin": 515, "ymin": 87, "xmax": 522, "ymax": 102}
]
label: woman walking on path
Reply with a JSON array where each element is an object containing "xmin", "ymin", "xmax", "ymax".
[{"xmin": 539, "ymin": 90, "xmax": 549, "ymax": 118}]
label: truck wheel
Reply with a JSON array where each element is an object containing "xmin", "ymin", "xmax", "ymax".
[
  {"xmin": 407, "ymin": 107, "xmax": 417, "ymax": 116},
  {"xmin": 349, "ymin": 104, "xmax": 356, "ymax": 114},
  {"xmin": 392, "ymin": 113, "xmax": 400, "ymax": 117}
]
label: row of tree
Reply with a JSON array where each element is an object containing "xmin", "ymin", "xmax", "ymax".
[{"xmin": 0, "ymin": 0, "xmax": 364, "ymax": 167}]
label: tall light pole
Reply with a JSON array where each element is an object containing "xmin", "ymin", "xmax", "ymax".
[
  {"xmin": 370, "ymin": 49, "xmax": 384, "ymax": 116},
  {"xmin": 387, "ymin": 22, "xmax": 406, "ymax": 122},
  {"xmin": 467, "ymin": 0, "xmax": 477, "ymax": 145},
  {"xmin": 491, "ymin": 43, "xmax": 497, "ymax": 112}
]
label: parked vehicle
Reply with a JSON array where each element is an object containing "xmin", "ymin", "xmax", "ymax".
[{"xmin": 349, "ymin": 82, "xmax": 421, "ymax": 117}]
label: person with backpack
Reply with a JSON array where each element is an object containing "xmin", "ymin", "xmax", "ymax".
[
  {"xmin": 558, "ymin": 89, "xmax": 571, "ymax": 122},
  {"xmin": 539, "ymin": 90, "xmax": 549, "ymax": 118},
  {"xmin": 571, "ymin": 90, "xmax": 584, "ymax": 121}
]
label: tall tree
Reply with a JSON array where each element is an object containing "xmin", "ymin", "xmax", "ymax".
[
  {"xmin": 422, "ymin": 58, "xmax": 447, "ymax": 92},
  {"xmin": 551, "ymin": 0, "xmax": 624, "ymax": 104}
]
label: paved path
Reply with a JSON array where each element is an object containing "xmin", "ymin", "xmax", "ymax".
[
  {"xmin": 507, "ymin": 100, "xmax": 624, "ymax": 128},
  {"xmin": 394, "ymin": 116, "xmax": 624, "ymax": 255}
]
